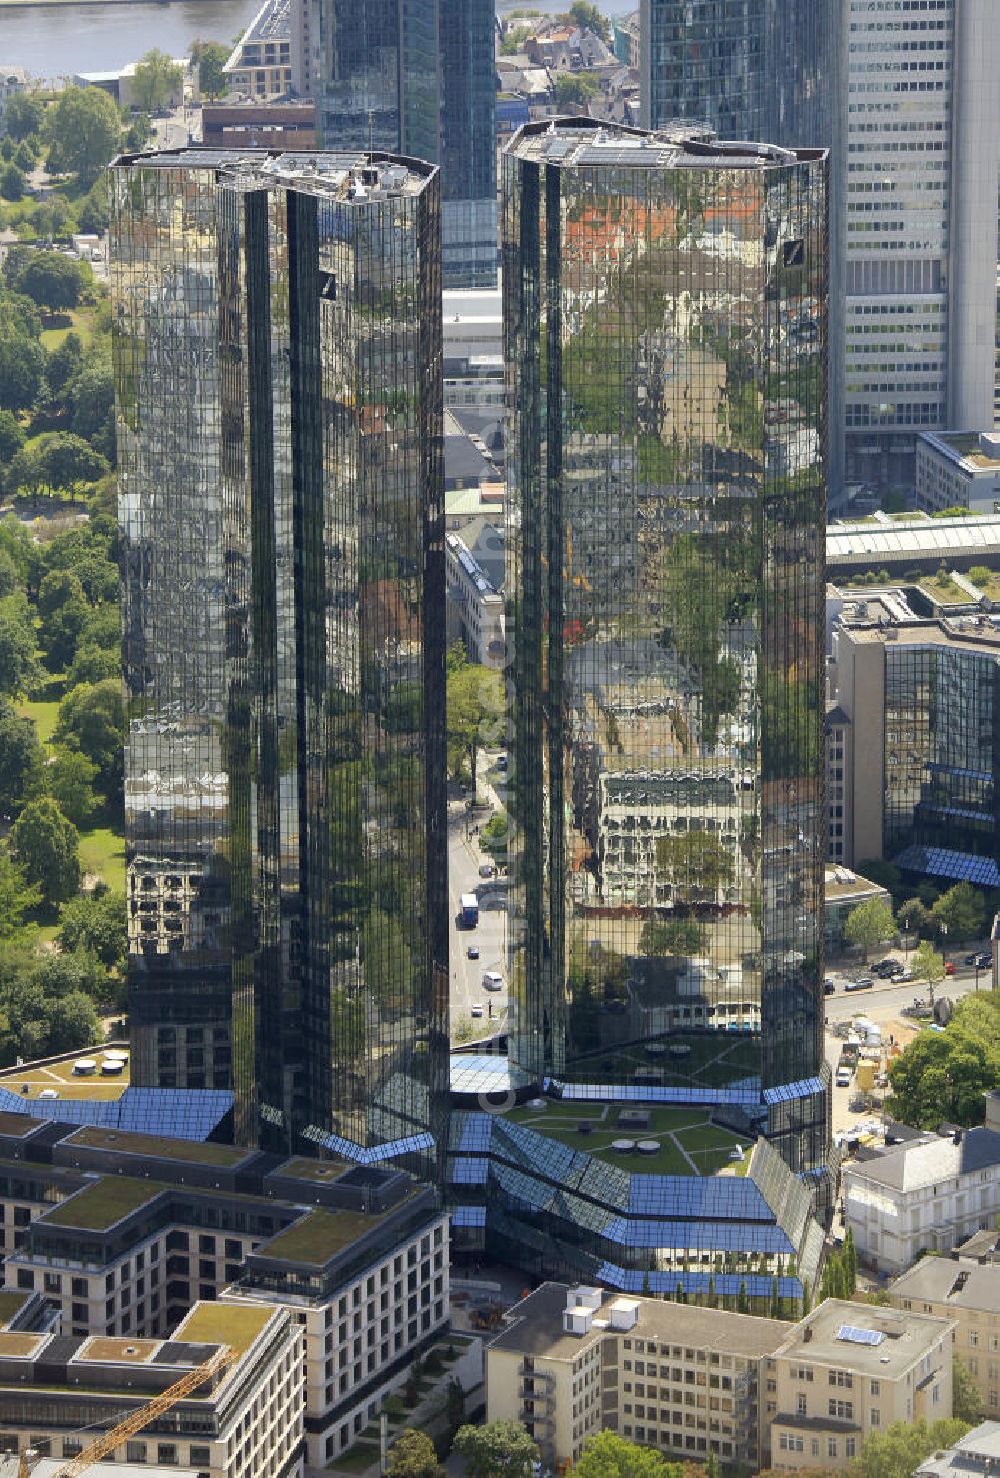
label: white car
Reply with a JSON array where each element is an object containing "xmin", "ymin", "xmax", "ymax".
[{"xmin": 471, "ymin": 1004, "xmax": 484, "ymax": 1018}]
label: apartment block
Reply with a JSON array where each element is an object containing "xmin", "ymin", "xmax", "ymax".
[
  {"xmin": 0, "ymin": 1301, "xmax": 303, "ymax": 1478},
  {"xmin": 769, "ymin": 1298, "xmax": 954, "ymax": 1471},
  {"xmin": 486, "ymin": 1282, "xmax": 788, "ymax": 1471},
  {"xmin": 445, "ymin": 520, "xmax": 505, "ymax": 670},
  {"xmin": 0, "ymin": 1116, "xmax": 449, "ymax": 1469},
  {"xmin": 889, "ymin": 1260, "xmax": 1000, "ymax": 1418},
  {"xmin": 844, "ymin": 1109, "xmax": 1000, "ymax": 1275}
]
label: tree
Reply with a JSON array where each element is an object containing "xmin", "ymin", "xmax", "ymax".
[
  {"xmin": 0, "ymin": 409, "xmax": 25, "ymax": 469},
  {"xmin": 193, "ymin": 40, "xmax": 231, "ymax": 99},
  {"xmin": 45, "ymin": 989, "xmax": 100, "ymax": 1053},
  {"xmin": 913, "ymin": 940, "xmax": 945, "ymax": 1006},
  {"xmin": 445, "ymin": 1377, "xmax": 465, "ymax": 1432},
  {"xmin": 32, "ymin": 948, "xmax": 107, "ymax": 1002},
  {"xmin": 572, "ymin": 1431, "xmax": 686, "ymax": 1478},
  {"xmin": 9, "ymin": 796, "xmax": 81, "ymax": 907},
  {"xmin": 36, "ymin": 433, "xmax": 109, "ymax": 496},
  {"xmin": 38, "ymin": 569, "xmax": 90, "ymax": 672},
  {"xmin": 130, "ymin": 50, "xmax": 184, "ymax": 116},
  {"xmin": 58, "ymin": 889, "xmax": 127, "ymax": 973},
  {"xmin": 453, "ymin": 1422, "xmax": 539, "ymax": 1478},
  {"xmin": 897, "ymin": 897, "xmax": 927, "ymax": 941},
  {"xmin": 0, "ymin": 854, "xmax": 41, "ymax": 937},
  {"xmin": 2, "ymin": 91, "xmax": 45, "ymax": 143},
  {"xmin": 555, "ymin": 71, "xmax": 602, "ymax": 109},
  {"xmin": 953, "ymin": 1356, "xmax": 982, "ymax": 1423},
  {"xmin": 0, "ymin": 594, "xmax": 38, "ymax": 695},
  {"xmin": 386, "ymin": 1430, "xmax": 445, "ymax": 1478},
  {"xmin": 844, "ymin": 897, "xmax": 895, "ymax": 962},
  {"xmin": 655, "ymin": 830, "xmax": 734, "ymax": 901},
  {"xmin": 45, "ymin": 87, "xmax": 122, "ymax": 188},
  {"xmin": 447, "ymin": 662, "xmax": 504, "ymax": 789},
  {"xmin": 930, "ymin": 883, "xmax": 986, "ymax": 945},
  {"xmin": 856, "ymin": 858, "xmax": 902, "ymax": 900},
  {"xmin": 0, "ymin": 332, "xmax": 46, "ymax": 412},
  {"xmin": 639, "ymin": 917, "xmax": 708, "ymax": 956},
  {"xmin": 0, "ymin": 702, "xmax": 43, "ymax": 815},
  {"xmin": 67, "ymin": 358, "xmax": 116, "ymax": 462},
  {"xmin": 68, "ymin": 642, "xmax": 119, "ymax": 688},
  {"xmin": 0, "ymin": 162, "xmax": 26, "ymax": 202},
  {"xmin": 43, "ymin": 747, "xmax": 99, "ymax": 827},
  {"xmin": 847, "ymin": 1418, "xmax": 971, "ymax": 1478},
  {"xmin": 569, "ymin": 1, "xmax": 611, "ymax": 40},
  {"xmin": 54, "ymin": 679, "xmax": 125, "ymax": 798},
  {"xmin": 887, "ymin": 990, "xmax": 1000, "ymax": 1127},
  {"xmin": 46, "ymin": 332, "xmax": 84, "ymax": 398},
  {"xmin": 12, "ymin": 250, "xmax": 84, "ymax": 312}
]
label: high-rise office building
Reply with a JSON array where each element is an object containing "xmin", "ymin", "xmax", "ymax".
[
  {"xmin": 841, "ymin": 0, "xmax": 998, "ymax": 489},
  {"xmin": 300, "ymin": 0, "xmax": 497, "ymax": 286},
  {"xmin": 111, "ymin": 147, "xmax": 448, "ymax": 1164},
  {"xmin": 504, "ymin": 118, "xmax": 830, "ymax": 1175},
  {"xmin": 641, "ymin": 0, "xmax": 1000, "ymax": 497}
]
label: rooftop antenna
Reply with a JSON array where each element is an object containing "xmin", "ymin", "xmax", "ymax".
[{"xmin": 368, "ymin": 109, "xmax": 374, "ymax": 157}]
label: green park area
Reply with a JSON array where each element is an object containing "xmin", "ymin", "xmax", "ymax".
[{"xmin": 506, "ymin": 1099, "xmax": 751, "ymax": 1177}]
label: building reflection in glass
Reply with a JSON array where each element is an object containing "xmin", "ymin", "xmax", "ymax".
[
  {"xmin": 504, "ymin": 120, "xmax": 829, "ymax": 1173},
  {"xmin": 111, "ymin": 148, "xmax": 448, "ymax": 1166}
]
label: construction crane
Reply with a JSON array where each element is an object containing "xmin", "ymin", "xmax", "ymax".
[{"xmin": 17, "ymin": 1344, "xmax": 235, "ymax": 1478}]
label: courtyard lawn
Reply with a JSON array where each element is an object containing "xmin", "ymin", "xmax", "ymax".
[
  {"xmin": 79, "ymin": 826, "xmax": 126, "ymax": 892},
  {"xmin": 17, "ymin": 699, "xmax": 60, "ymax": 746}
]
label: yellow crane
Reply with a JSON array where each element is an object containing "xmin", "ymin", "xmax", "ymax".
[{"xmin": 18, "ymin": 1344, "xmax": 235, "ymax": 1478}]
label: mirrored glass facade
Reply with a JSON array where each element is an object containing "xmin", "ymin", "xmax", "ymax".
[
  {"xmin": 313, "ymin": 0, "xmax": 496, "ymax": 287},
  {"xmin": 504, "ymin": 120, "xmax": 830, "ymax": 1174},
  {"xmin": 111, "ymin": 148, "xmax": 448, "ymax": 1165}
]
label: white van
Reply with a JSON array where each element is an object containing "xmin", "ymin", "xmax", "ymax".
[{"xmin": 482, "ymin": 971, "xmax": 503, "ymax": 991}]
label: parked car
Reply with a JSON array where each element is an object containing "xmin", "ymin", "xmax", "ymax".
[
  {"xmin": 471, "ymin": 1004, "xmax": 484, "ymax": 1018},
  {"xmin": 845, "ymin": 976, "xmax": 874, "ymax": 991},
  {"xmin": 944, "ymin": 962, "xmax": 956, "ymax": 976},
  {"xmin": 479, "ymin": 863, "xmax": 495, "ymax": 878},
  {"xmin": 891, "ymin": 967, "xmax": 914, "ymax": 982},
  {"xmin": 835, "ymin": 1068, "xmax": 852, "ymax": 1088},
  {"xmin": 467, "ymin": 945, "xmax": 480, "ymax": 960},
  {"xmin": 964, "ymin": 953, "xmax": 980, "ymax": 967},
  {"xmin": 823, "ymin": 979, "xmax": 836, "ymax": 995},
  {"xmin": 873, "ymin": 959, "xmax": 900, "ymax": 978},
  {"xmin": 975, "ymin": 952, "xmax": 992, "ymax": 970}
]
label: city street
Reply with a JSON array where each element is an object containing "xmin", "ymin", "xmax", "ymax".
[
  {"xmin": 447, "ymin": 789, "xmax": 507, "ymax": 1041},
  {"xmin": 824, "ymin": 960, "xmax": 991, "ymax": 1025}
]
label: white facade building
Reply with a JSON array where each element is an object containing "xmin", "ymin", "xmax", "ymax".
[
  {"xmin": 844, "ymin": 1114, "xmax": 1000, "ymax": 1275},
  {"xmin": 843, "ymin": 0, "xmax": 1000, "ymax": 492}
]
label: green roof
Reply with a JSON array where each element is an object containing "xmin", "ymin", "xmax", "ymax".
[
  {"xmin": 173, "ymin": 1301, "xmax": 273, "ymax": 1354},
  {"xmin": 65, "ymin": 1128, "xmax": 251, "ymax": 1168},
  {"xmin": 0, "ymin": 1291, "xmax": 30, "ymax": 1327},
  {"xmin": 41, "ymin": 1177, "xmax": 167, "ymax": 1231},
  {"xmin": 0, "ymin": 1112, "xmax": 42, "ymax": 1139},
  {"xmin": 258, "ymin": 1206, "xmax": 394, "ymax": 1267}
]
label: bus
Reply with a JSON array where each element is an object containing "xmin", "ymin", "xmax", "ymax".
[{"xmin": 460, "ymin": 893, "xmax": 479, "ymax": 928}]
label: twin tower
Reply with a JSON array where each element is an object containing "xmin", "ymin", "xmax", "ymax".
[{"xmin": 111, "ymin": 122, "xmax": 830, "ymax": 1181}]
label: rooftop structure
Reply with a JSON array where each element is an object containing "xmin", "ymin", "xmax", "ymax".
[{"xmin": 827, "ymin": 513, "xmax": 1000, "ymax": 579}]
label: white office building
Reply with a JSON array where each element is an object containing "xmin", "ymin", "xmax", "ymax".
[{"xmin": 843, "ymin": 0, "xmax": 1000, "ymax": 491}]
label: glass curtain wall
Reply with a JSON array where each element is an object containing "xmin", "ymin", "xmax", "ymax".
[
  {"xmin": 112, "ymin": 150, "xmax": 448, "ymax": 1166},
  {"xmin": 504, "ymin": 120, "xmax": 829, "ymax": 1173}
]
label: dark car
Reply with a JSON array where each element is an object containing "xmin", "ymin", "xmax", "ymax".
[
  {"xmin": 873, "ymin": 959, "xmax": 899, "ymax": 978},
  {"xmin": 467, "ymin": 945, "xmax": 480, "ymax": 960},
  {"xmin": 964, "ymin": 953, "xmax": 980, "ymax": 967},
  {"xmin": 823, "ymin": 979, "xmax": 836, "ymax": 995},
  {"xmin": 975, "ymin": 952, "xmax": 992, "ymax": 970},
  {"xmin": 845, "ymin": 976, "xmax": 874, "ymax": 992}
]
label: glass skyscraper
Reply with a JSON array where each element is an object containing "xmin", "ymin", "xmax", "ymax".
[
  {"xmin": 308, "ymin": 0, "xmax": 497, "ymax": 286},
  {"xmin": 111, "ymin": 147, "xmax": 448, "ymax": 1166},
  {"xmin": 504, "ymin": 119, "xmax": 830, "ymax": 1174}
]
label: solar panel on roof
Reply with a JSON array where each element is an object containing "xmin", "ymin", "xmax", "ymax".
[{"xmin": 837, "ymin": 1324, "xmax": 885, "ymax": 1346}]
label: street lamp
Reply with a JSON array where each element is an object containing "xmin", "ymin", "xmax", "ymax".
[{"xmin": 939, "ymin": 920, "xmax": 948, "ymax": 968}]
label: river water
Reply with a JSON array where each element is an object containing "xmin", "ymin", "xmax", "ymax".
[
  {"xmin": 0, "ymin": 0, "xmax": 264, "ymax": 79},
  {"xmin": 1, "ymin": 0, "xmax": 619, "ymax": 85}
]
